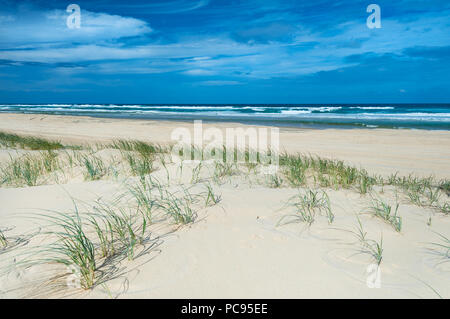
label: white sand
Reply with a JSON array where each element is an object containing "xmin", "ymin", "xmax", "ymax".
[
  {"xmin": 0, "ymin": 113, "xmax": 449, "ymax": 298},
  {"xmin": 0, "ymin": 113, "xmax": 448, "ymax": 177}
]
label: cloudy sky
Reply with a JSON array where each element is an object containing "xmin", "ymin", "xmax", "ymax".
[{"xmin": 0, "ymin": 0, "xmax": 449, "ymax": 103}]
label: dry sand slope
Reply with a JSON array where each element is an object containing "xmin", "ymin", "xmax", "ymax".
[{"xmin": 0, "ymin": 113, "xmax": 449, "ymax": 299}]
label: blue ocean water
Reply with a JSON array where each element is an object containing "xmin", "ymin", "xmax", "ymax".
[{"xmin": 0, "ymin": 104, "xmax": 449, "ymax": 130}]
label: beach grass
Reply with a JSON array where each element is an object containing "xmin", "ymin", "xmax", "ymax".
[
  {"xmin": 24, "ymin": 197, "xmax": 152, "ymax": 290},
  {"xmin": 127, "ymin": 176, "xmax": 218, "ymax": 225},
  {"xmin": 0, "ymin": 131, "xmax": 65, "ymax": 150},
  {"xmin": 122, "ymin": 151, "xmax": 155, "ymax": 177},
  {"xmin": 353, "ymin": 217, "xmax": 383, "ymax": 265},
  {"xmin": 110, "ymin": 139, "xmax": 167, "ymax": 156},
  {"xmin": 35, "ymin": 209, "xmax": 97, "ymax": 289},
  {"xmin": 428, "ymin": 231, "xmax": 450, "ymax": 261},
  {"xmin": 1, "ymin": 134, "xmax": 448, "ymax": 214},
  {"xmin": 204, "ymin": 183, "xmax": 221, "ymax": 206},
  {"xmin": 368, "ymin": 195, "xmax": 402, "ymax": 232},
  {"xmin": 1, "ymin": 154, "xmax": 42, "ymax": 186},
  {"xmin": 439, "ymin": 180, "xmax": 450, "ymax": 195},
  {"xmin": 280, "ymin": 154, "xmax": 307, "ymax": 186},
  {"xmin": 213, "ymin": 161, "xmax": 238, "ymax": 183},
  {"xmin": 89, "ymin": 199, "xmax": 146, "ymax": 261},
  {"xmin": 0, "ymin": 228, "xmax": 7, "ymax": 248},
  {"xmin": 191, "ymin": 162, "xmax": 203, "ymax": 184},
  {"xmin": 279, "ymin": 153, "xmax": 379, "ymax": 192},
  {"xmin": 159, "ymin": 189, "xmax": 197, "ymax": 225},
  {"xmin": 0, "ymin": 151, "xmax": 62, "ymax": 187},
  {"xmin": 267, "ymin": 174, "xmax": 283, "ymax": 188},
  {"xmin": 440, "ymin": 203, "xmax": 449, "ymax": 215},
  {"xmin": 80, "ymin": 154, "xmax": 107, "ymax": 181},
  {"xmin": 127, "ymin": 177, "xmax": 161, "ymax": 222},
  {"xmin": 88, "ymin": 215, "xmax": 116, "ymax": 259},
  {"xmin": 278, "ymin": 188, "xmax": 333, "ymax": 226}
]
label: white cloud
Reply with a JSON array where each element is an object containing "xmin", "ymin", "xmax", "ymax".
[
  {"xmin": 111, "ymin": 0, "xmax": 210, "ymax": 14},
  {"xmin": 0, "ymin": 8, "xmax": 151, "ymax": 46}
]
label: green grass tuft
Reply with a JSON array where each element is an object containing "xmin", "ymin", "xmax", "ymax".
[
  {"xmin": 0, "ymin": 131, "xmax": 65, "ymax": 150},
  {"xmin": 278, "ymin": 188, "xmax": 333, "ymax": 226},
  {"xmin": 81, "ymin": 155, "xmax": 107, "ymax": 181},
  {"xmin": 0, "ymin": 152, "xmax": 60, "ymax": 187},
  {"xmin": 353, "ymin": 217, "xmax": 383, "ymax": 265},
  {"xmin": 36, "ymin": 209, "xmax": 97, "ymax": 289},
  {"xmin": 0, "ymin": 228, "xmax": 8, "ymax": 248},
  {"xmin": 368, "ymin": 196, "xmax": 402, "ymax": 232}
]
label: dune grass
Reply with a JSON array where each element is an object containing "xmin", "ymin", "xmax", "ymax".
[
  {"xmin": 387, "ymin": 175, "xmax": 443, "ymax": 204},
  {"xmin": 428, "ymin": 231, "xmax": 449, "ymax": 262},
  {"xmin": 110, "ymin": 140, "xmax": 166, "ymax": 156},
  {"xmin": 353, "ymin": 217, "xmax": 384, "ymax": 265},
  {"xmin": 0, "ymin": 228, "xmax": 7, "ymax": 248},
  {"xmin": 127, "ymin": 177, "xmax": 218, "ymax": 226},
  {"xmin": 267, "ymin": 174, "xmax": 283, "ymax": 188},
  {"xmin": 204, "ymin": 183, "xmax": 221, "ymax": 206},
  {"xmin": 1, "ymin": 154, "xmax": 42, "ymax": 186},
  {"xmin": 0, "ymin": 131, "xmax": 65, "ymax": 150},
  {"xmin": 1, "ymin": 135, "xmax": 447, "ymax": 214},
  {"xmin": 278, "ymin": 188, "xmax": 333, "ymax": 226},
  {"xmin": 213, "ymin": 161, "xmax": 238, "ymax": 183},
  {"xmin": 368, "ymin": 196, "xmax": 402, "ymax": 232},
  {"xmin": 278, "ymin": 154, "xmax": 447, "ymax": 216},
  {"xmin": 357, "ymin": 171, "xmax": 376, "ymax": 195},
  {"xmin": 280, "ymin": 154, "xmax": 307, "ymax": 186},
  {"xmin": 279, "ymin": 153, "xmax": 378, "ymax": 193},
  {"xmin": 122, "ymin": 151, "xmax": 155, "ymax": 177},
  {"xmin": 26, "ymin": 197, "xmax": 152, "ymax": 290},
  {"xmin": 80, "ymin": 154, "xmax": 107, "ymax": 181},
  {"xmin": 405, "ymin": 184, "xmax": 441, "ymax": 207},
  {"xmin": 440, "ymin": 203, "xmax": 449, "ymax": 215},
  {"xmin": 439, "ymin": 180, "xmax": 450, "ymax": 196},
  {"xmin": 88, "ymin": 215, "xmax": 115, "ymax": 259},
  {"xmin": 0, "ymin": 151, "xmax": 61, "ymax": 187},
  {"xmin": 159, "ymin": 189, "xmax": 197, "ymax": 225},
  {"xmin": 127, "ymin": 178, "xmax": 161, "ymax": 222},
  {"xmin": 89, "ymin": 200, "xmax": 147, "ymax": 261},
  {"xmin": 191, "ymin": 162, "xmax": 203, "ymax": 184},
  {"xmin": 111, "ymin": 140, "xmax": 167, "ymax": 181},
  {"xmin": 35, "ymin": 209, "xmax": 97, "ymax": 289}
]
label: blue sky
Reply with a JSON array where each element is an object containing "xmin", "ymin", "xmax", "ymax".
[{"xmin": 0, "ymin": 0, "xmax": 449, "ymax": 103}]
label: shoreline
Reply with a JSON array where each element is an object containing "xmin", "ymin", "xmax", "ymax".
[{"xmin": 1, "ymin": 103, "xmax": 449, "ymax": 131}]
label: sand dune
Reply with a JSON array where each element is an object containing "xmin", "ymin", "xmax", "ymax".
[
  {"xmin": 0, "ymin": 113, "xmax": 449, "ymax": 177},
  {"xmin": 0, "ymin": 113, "xmax": 449, "ymax": 298}
]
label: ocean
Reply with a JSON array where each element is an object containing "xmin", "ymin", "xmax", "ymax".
[{"xmin": 1, "ymin": 104, "xmax": 449, "ymax": 130}]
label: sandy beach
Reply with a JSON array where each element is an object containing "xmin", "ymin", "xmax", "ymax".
[
  {"xmin": 0, "ymin": 113, "xmax": 449, "ymax": 177},
  {"xmin": 0, "ymin": 113, "xmax": 449, "ymax": 299}
]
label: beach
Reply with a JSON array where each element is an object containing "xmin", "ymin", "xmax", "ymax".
[
  {"xmin": 0, "ymin": 113, "xmax": 449, "ymax": 177},
  {"xmin": 0, "ymin": 113, "xmax": 449, "ymax": 298}
]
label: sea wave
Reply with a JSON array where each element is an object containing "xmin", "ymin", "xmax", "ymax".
[
  {"xmin": 349, "ymin": 106, "xmax": 395, "ymax": 110},
  {"xmin": 280, "ymin": 110, "xmax": 312, "ymax": 115},
  {"xmin": 0, "ymin": 104, "xmax": 449, "ymax": 127}
]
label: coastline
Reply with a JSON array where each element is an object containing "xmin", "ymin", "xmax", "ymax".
[{"xmin": 1, "ymin": 103, "xmax": 449, "ymax": 130}]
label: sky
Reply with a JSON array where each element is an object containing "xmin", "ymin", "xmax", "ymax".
[{"xmin": 0, "ymin": 0, "xmax": 449, "ymax": 104}]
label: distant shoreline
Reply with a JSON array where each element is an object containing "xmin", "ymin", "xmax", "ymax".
[{"xmin": 0, "ymin": 103, "xmax": 449, "ymax": 130}]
